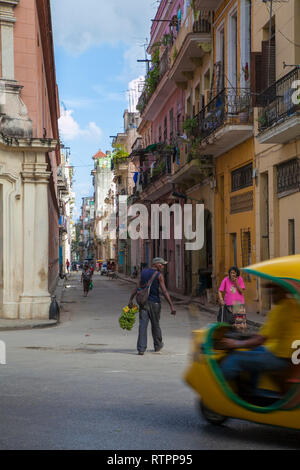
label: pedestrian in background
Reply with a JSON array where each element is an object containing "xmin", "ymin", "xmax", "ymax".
[
  {"xmin": 128, "ymin": 258, "xmax": 176, "ymax": 356},
  {"xmin": 66, "ymin": 259, "xmax": 70, "ymax": 274},
  {"xmin": 131, "ymin": 266, "xmax": 138, "ymax": 279},
  {"xmin": 81, "ymin": 264, "xmax": 92, "ymax": 297},
  {"xmin": 218, "ymin": 266, "xmax": 247, "ymax": 330}
]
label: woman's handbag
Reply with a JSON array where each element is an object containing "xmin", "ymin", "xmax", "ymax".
[
  {"xmin": 217, "ymin": 305, "xmax": 234, "ymax": 324},
  {"xmin": 89, "ymin": 281, "xmax": 94, "ymax": 291},
  {"xmin": 136, "ymin": 271, "xmax": 159, "ymax": 308}
]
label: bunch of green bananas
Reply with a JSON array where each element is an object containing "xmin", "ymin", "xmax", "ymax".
[{"xmin": 119, "ymin": 305, "xmax": 138, "ymax": 331}]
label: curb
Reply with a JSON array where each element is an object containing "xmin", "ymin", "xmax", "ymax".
[{"xmin": 0, "ymin": 320, "xmax": 58, "ymax": 332}]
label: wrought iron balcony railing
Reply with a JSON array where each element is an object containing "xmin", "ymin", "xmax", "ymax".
[
  {"xmin": 193, "ymin": 18, "xmax": 211, "ymax": 34},
  {"xmin": 141, "ymin": 155, "xmax": 172, "ymax": 190},
  {"xmin": 258, "ymin": 67, "xmax": 300, "ymax": 132},
  {"xmin": 194, "ymin": 88, "xmax": 252, "ymax": 140}
]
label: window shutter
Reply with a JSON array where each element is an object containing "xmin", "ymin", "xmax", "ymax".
[
  {"xmin": 261, "ymin": 39, "xmax": 276, "ymax": 90},
  {"xmin": 251, "ymin": 52, "xmax": 262, "ymax": 106}
]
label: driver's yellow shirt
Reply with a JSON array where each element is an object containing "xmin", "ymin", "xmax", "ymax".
[{"xmin": 260, "ymin": 298, "xmax": 300, "ymax": 359}]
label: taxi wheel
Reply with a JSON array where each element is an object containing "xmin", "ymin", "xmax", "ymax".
[{"xmin": 199, "ymin": 401, "xmax": 228, "ymax": 425}]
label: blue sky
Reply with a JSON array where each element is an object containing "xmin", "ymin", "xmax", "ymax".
[{"xmin": 50, "ymin": 0, "xmax": 158, "ymax": 218}]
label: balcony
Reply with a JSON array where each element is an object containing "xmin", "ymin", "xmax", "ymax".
[
  {"xmin": 137, "ymin": 50, "xmax": 176, "ymax": 120},
  {"xmin": 59, "ymin": 215, "xmax": 68, "ymax": 233},
  {"xmin": 113, "ymin": 157, "xmax": 129, "ymax": 174},
  {"xmin": 173, "ymin": 152, "xmax": 214, "ymax": 186},
  {"xmin": 169, "ymin": 9, "xmax": 212, "ymax": 84},
  {"xmin": 192, "ymin": 0, "xmax": 223, "ymax": 9},
  {"xmin": 57, "ymin": 167, "xmax": 68, "ymax": 192},
  {"xmin": 139, "ymin": 154, "xmax": 173, "ymax": 202},
  {"xmin": 193, "ymin": 88, "xmax": 253, "ymax": 157},
  {"xmin": 257, "ymin": 67, "xmax": 300, "ymax": 145},
  {"xmin": 137, "ymin": 7, "xmax": 213, "ymax": 120}
]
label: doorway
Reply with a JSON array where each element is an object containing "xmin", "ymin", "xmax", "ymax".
[{"xmin": 230, "ymin": 233, "xmax": 237, "ymax": 267}]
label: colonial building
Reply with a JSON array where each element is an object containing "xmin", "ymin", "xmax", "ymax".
[
  {"xmin": 135, "ymin": 0, "xmax": 186, "ymax": 293},
  {"xmin": 112, "ymin": 110, "xmax": 140, "ymax": 274},
  {"xmin": 209, "ymin": 0, "xmax": 256, "ymax": 311},
  {"xmin": 58, "ymin": 148, "xmax": 75, "ymax": 276},
  {"xmin": 0, "ymin": 0, "xmax": 60, "ymax": 319},
  {"xmin": 80, "ymin": 197, "xmax": 95, "ymax": 264},
  {"xmin": 92, "ymin": 150, "xmax": 116, "ymax": 264}
]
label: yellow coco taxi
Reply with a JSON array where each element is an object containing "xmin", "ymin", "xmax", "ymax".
[{"xmin": 184, "ymin": 255, "xmax": 300, "ymax": 430}]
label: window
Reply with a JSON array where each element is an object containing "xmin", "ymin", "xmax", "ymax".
[
  {"xmin": 216, "ymin": 25, "xmax": 225, "ymax": 92},
  {"xmin": 186, "ymin": 95, "xmax": 192, "ymax": 118},
  {"xmin": 241, "ymin": 229, "xmax": 251, "ymax": 267},
  {"xmin": 240, "ymin": 0, "xmax": 251, "ymax": 89},
  {"xmin": 195, "ymin": 84, "xmax": 202, "ymax": 114},
  {"xmin": 169, "ymin": 108, "xmax": 174, "ymax": 142},
  {"xmin": 232, "ymin": 163, "xmax": 253, "ymax": 192},
  {"xmin": 288, "ymin": 219, "xmax": 295, "ymax": 255},
  {"xmin": 277, "ymin": 159, "xmax": 300, "ymax": 196},
  {"xmin": 163, "ymin": 116, "xmax": 168, "ymax": 143},
  {"xmin": 251, "ymin": 17, "xmax": 276, "ymax": 105},
  {"xmin": 228, "ymin": 9, "xmax": 238, "ymax": 96},
  {"xmin": 262, "ymin": 17, "xmax": 276, "ymax": 90},
  {"xmin": 176, "ymin": 112, "xmax": 181, "ymax": 136}
]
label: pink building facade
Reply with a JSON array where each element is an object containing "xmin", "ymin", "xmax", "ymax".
[
  {"xmin": 0, "ymin": 0, "xmax": 60, "ymax": 319},
  {"xmin": 134, "ymin": 0, "xmax": 186, "ymax": 294}
]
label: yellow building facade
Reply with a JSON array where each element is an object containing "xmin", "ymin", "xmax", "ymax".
[
  {"xmin": 252, "ymin": 0, "xmax": 300, "ymax": 311},
  {"xmin": 211, "ymin": 0, "xmax": 257, "ymax": 310}
]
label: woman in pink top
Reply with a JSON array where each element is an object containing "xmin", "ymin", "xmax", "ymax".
[{"xmin": 218, "ymin": 266, "xmax": 247, "ymax": 330}]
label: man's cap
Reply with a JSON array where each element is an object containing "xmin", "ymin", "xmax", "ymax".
[{"xmin": 153, "ymin": 257, "xmax": 168, "ymax": 265}]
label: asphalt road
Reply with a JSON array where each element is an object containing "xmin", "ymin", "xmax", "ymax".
[{"xmin": 0, "ymin": 273, "xmax": 299, "ymax": 450}]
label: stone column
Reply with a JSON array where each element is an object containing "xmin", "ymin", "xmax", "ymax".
[
  {"xmin": 0, "ymin": 0, "xmax": 19, "ymax": 80},
  {"xmin": 19, "ymin": 153, "xmax": 52, "ymax": 319}
]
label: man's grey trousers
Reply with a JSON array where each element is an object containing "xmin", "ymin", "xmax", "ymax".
[{"xmin": 137, "ymin": 301, "xmax": 163, "ymax": 353}]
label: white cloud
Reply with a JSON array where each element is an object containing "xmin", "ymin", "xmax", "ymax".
[
  {"xmin": 59, "ymin": 109, "xmax": 102, "ymax": 141},
  {"xmin": 50, "ymin": 0, "xmax": 155, "ymax": 77},
  {"xmin": 51, "ymin": 0, "xmax": 154, "ymax": 53}
]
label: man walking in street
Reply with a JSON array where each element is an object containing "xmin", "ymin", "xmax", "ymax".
[
  {"xmin": 128, "ymin": 258, "xmax": 176, "ymax": 356},
  {"xmin": 81, "ymin": 264, "xmax": 93, "ymax": 297}
]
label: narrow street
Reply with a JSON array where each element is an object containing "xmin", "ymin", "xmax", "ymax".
[{"xmin": 0, "ymin": 273, "xmax": 298, "ymax": 450}]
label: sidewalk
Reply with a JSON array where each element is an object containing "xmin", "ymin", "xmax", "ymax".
[
  {"xmin": 0, "ymin": 276, "xmax": 66, "ymax": 331},
  {"xmin": 116, "ymin": 272, "xmax": 266, "ymax": 328}
]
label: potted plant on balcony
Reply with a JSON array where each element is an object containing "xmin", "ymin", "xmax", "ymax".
[
  {"xmin": 257, "ymin": 111, "xmax": 268, "ymax": 129},
  {"xmin": 162, "ymin": 33, "xmax": 173, "ymax": 47},
  {"xmin": 183, "ymin": 117, "xmax": 198, "ymax": 140},
  {"xmin": 152, "ymin": 160, "xmax": 166, "ymax": 179},
  {"xmin": 191, "ymin": 0, "xmax": 200, "ymax": 21},
  {"xmin": 112, "ymin": 144, "xmax": 129, "ymax": 166},
  {"xmin": 144, "ymin": 47, "xmax": 160, "ymax": 96}
]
